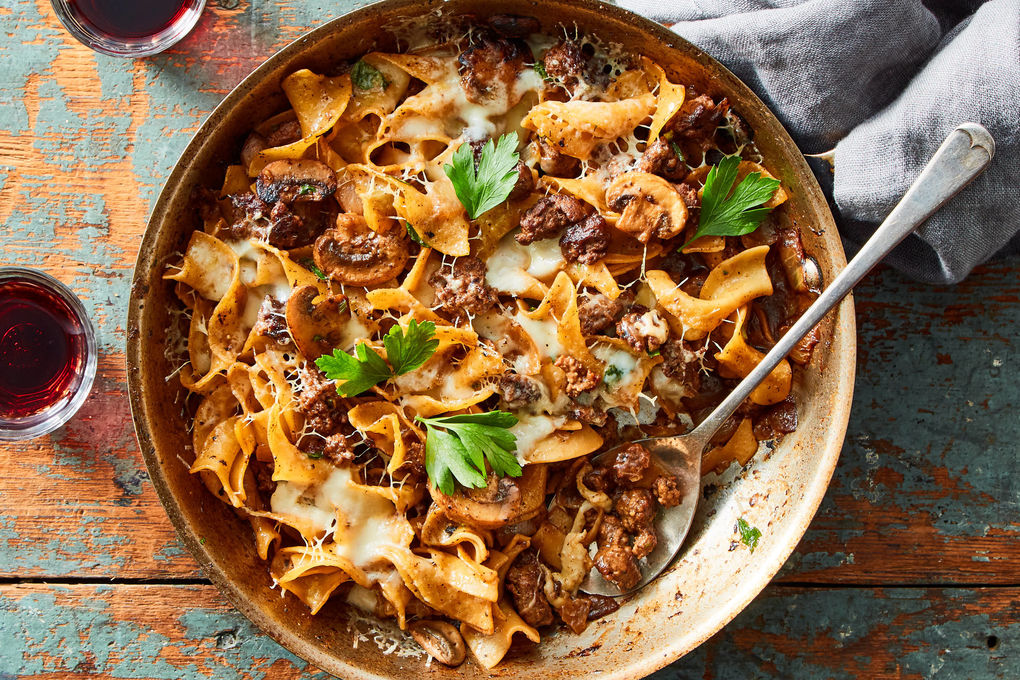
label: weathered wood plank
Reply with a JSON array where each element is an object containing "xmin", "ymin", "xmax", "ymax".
[
  {"xmin": 1, "ymin": 583, "xmax": 1016, "ymax": 679},
  {"xmin": 780, "ymin": 258, "xmax": 1020, "ymax": 584},
  {"xmin": 0, "ymin": 0, "xmax": 1017, "ymax": 588}
]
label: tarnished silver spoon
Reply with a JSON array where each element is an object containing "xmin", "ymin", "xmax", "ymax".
[{"xmin": 582, "ymin": 122, "xmax": 995, "ymax": 596}]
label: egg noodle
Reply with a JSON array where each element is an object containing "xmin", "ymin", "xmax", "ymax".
[{"xmin": 166, "ymin": 16, "xmax": 818, "ymax": 668}]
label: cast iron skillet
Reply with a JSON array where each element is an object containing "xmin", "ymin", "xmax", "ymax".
[{"xmin": 126, "ymin": 1, "xmax": 855, "ymax": 676}]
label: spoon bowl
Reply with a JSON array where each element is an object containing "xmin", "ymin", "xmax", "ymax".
[{"xmin": 582, "ymin": 122, "xmax": 995, "ymax": 597}]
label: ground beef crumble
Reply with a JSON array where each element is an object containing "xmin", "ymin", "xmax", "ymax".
[
  {"xmin": 586, "ymin": 442, "xmax": 685, "ymax": 590},
  {"xmin": 427, "ymin": 256, "xmax": 498, "ymax": 318},
  {"xmin": 517, "ymin": 194, "xmax": 588, "ymax": 245},
  {"xmin": 554, "ymin": 356, "xmax": 600, "ymax": 398},
  {"xmin": 505, "ymin": 550, "xmax": 554, "ymax": 627}
]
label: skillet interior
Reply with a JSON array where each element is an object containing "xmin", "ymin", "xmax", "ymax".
[{"xmin": 126, "ymin": 1, "xmax": 855, "ymax": 677}]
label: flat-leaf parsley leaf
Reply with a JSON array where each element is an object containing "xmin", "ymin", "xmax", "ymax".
[
  {"xmin": 736, "ymin": 517, "xmax": 762, "ymax": 553},
  {"xmin": 351, "ymin": 60, "xmax": 388, "ymax": 91},
  {"xmin": 682, "ymin": 155, "xmax": 781, "ymax": 249},
  {"xmin": 444, "ymin": 132, "xmax": 521, "ymax": 219},
  {"xmin": 315, "ymin": 320, "xmax": 437, "ymax": 396},
  {"xmin": 416, "ymin": 411, "xmax": 522, "ymax": 495}
]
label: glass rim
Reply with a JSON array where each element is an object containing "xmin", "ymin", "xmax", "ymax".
[
  {"xmin": 49, "ymin": 0, "xmax": 207, "ymax": 58},
  {"xmin": 0, "ymin": 266, "xmax": 99, "ymax": 442}
]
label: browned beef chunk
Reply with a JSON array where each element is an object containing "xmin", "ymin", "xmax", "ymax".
[
  {"xmin": 295, "ymin": 366, "xmax": 347, "ymax": 435},
  {"xmin": 594, "ymin": 516, "xmax": 642, "ymax": 590},
  {"xmin": 252, "ymin": 297, "xmax": 291, "ymax": 345},
  {"xmin": 488, "ymin": 14, "xmax": 541, "ymax": 39},
  {"xmin": 541, "ymin": 39, "xmax": 607, "ymax": 92},
  {"xmin": 560, "ymin": 212, "xmax": 610, "ymax": 264},
  {"xmin": 554, "ymin": 355, "xmax": 600, "ymax": 398},
  {"xmin": 427, "ymin": 256, "xmax": 498, "ymax": 318},
  {"xmin": 254, "ymin": 460, "xmax": 276, "ymax": 495},
  {"xmin": 612, "ymin": 443, "xmax": 651, "ymax": 485},
  {"xmin": 543, "ymin": 40, "xmax": 585, "ymax": 84},
  {"xmin": 674, "ymin": 181, "xmax": 701, "ymax": 209},
  {"xmin": 298, "ymin": 431, "xmax": 354, "ymax": 466},
  {"xmin": 265, "ymin": 200, "xmax": 336, "ymax": 249},
  {"xmin": 615, "ymin": 488, "xmax": 658, "ymax": 559},
  {"xmin": 508, "ymin": 160, "xmax": 535, "ymax": 200},
  {"xmin": 652, "ymin": 475, "xmax": 683, "ymax": 508},
  {"xmin": 616, "ymin": 307, "xmax": 669, "ymax": 353},
  {"xmin": 225, "ymin": 192, "xmax": 270, "ymax": 240},
  {"xmin": 517, "ymin": 194, "xmax": 588, "ymax": 245},
  {"xmin": 637, "ymin": 137, "xmax": 687, "ymax": 181},
  {"xmin": 752, "ymin": 398, "xmax": 798, "ymax": 441},
  {"xmin": 536, "ymin": 138, "xmax": 581, "ymax": 177},
  {"xmin": 496, "ymin": 373, "xmax": 543, "ymax": 410},
  {"xmin": 660, "ymin": 339, "xmax": 702, "ymax": 392},
  {"xmin": 583, "ymin": 593, "xmax": 620, "ymax": 621},
  {"xmin": 669, "ymin": 94, "xmax": 730, "ymax": 150},
  {"xmin": 577, "ymin": 293, "xmax": 627, "ymax": 336},
  {"xmin": 458, "ymin": 35, "xmax": 529, "ymax": 104},
  {"xmin": 505, "ymin": 550, "xmax": 554, "ymax": 627}
]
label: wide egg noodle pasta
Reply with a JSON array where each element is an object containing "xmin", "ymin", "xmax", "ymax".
[
  {"xmin": 646, "ymin": 245, "xmax": 774, "ymax": 341},
  {"xmin": 163, "ymin": 27, "xmax": 814, "ymax": 671}
]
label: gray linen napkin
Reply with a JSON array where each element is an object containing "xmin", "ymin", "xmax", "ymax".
[{"xmin": 619, "ymin": 0, "xmax": 1020, "ymax": 283}]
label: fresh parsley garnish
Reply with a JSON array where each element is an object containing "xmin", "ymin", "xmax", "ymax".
[
  {"xmin": 603, "ymin": 365, "xmax": 623, "ymax": 385},
  {"xmin": 405, "ymin": 221, "xmax": 428, "ymax": 246},
  {"xmin": 444, "ymin": 132, "xmax": 521, "ymax": 220},
  {"xmin": 736, "ymin": 517, "xmax": 762, "ymax": 553},
  {"xmin": 681, "ymin": 155, "xmax": 781, "ymax": 249},
  {"xmin": 306, "ymin": 449, "xmax": 324, "ymax": 460},
  {"xmin": 314, "ymin": 320, "xmax": 438, "ymax": 396},
  {"xmin": 298, "ymin": 183, "xmax": 315, "ymax": 196},
  {"xmin": 300, "ymin": 257, "xmax": 327, "ymax": 281},
  {"xmin": 415, "ymin": 411, "xmax": 522, "ymax": 495},
  {"xmin": 351, "ymin": 60, "xmax": 388, "ymax": 91},
  {"xmin": 534, "ymin": 61, "xmax": 553, "ymax": 82}
]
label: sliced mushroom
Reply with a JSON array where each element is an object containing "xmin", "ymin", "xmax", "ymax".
[
  {"xmin": 605, "ymin": 171, "xmax": 689, "ymax": 243},
  {"xmin": 431, "ymin": 464, "xmax": 548, "ymax": 530},
  {"xmin": 285, "ymin": 285, "xmax": 350, "ymax": 361},
  {"xmin": 409, "ymin": 619, "xmax": 466, "ymax": 666},
  {"xmin": 256, "ymin": 159, "xmax": 338, "ymax": 205},
  {"xmin": 240, "ymin": 132, "xmax": 267, "ymax": 171},
  {"xmin": 313, "ymin": 214, "xmax": 410, "ymax": 286},
  {"xmin": 776, "ymin": 227, "xmax": 822, "ymax": 294}
]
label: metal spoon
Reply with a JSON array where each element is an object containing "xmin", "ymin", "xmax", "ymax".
[{"xmin": 582, "ymin": 122, "xmax": 995, "ymax": 596}]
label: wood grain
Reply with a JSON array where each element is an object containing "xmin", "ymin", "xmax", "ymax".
[{"xmin": 1, "ymin": 583, "xmax": 1016, "ymax": 679}]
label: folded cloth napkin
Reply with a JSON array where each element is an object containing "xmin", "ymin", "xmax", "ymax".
[{"xmin": 619, "ymin": 0, "xmax": 1020, "ymax": 283}]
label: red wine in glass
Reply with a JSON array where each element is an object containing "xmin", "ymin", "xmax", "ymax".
[
  {"xmin": 0, "ymin": 269, "xmax": 96, "ymax": 439},
  {"xmin": 65, "ymin": 0, "xmax": 191, "ymax": 40},
  {"xmin": 50, "ymin": 0, "xmax": 206, "ymax": 57}
]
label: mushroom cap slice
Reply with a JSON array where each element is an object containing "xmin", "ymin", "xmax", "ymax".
[
  {"xmin": 256, "ymin": 159, "xmax": 338, "ymax": 204},
  {"xmin": 313, "ymin": 214, "xmax": 410, "ymax": 286},
  {"xmin": 431, "ymin": 464, "xmax": 548, "ymax": 530},
  {"xmin": 284, "ymin": 285, "xmax": 350, "ymax": 361},
  {"xmin": 605, "ymin": 171, "xmax": 689, "ymax": 243},
  {"xmin": 409, "ymin": 619, "xmax": 467, "ymax": 666}
]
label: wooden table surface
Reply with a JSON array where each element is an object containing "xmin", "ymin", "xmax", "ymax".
[{"xmin": 1, "ymin": 1, "xmax": 1017, "ymax": 678}]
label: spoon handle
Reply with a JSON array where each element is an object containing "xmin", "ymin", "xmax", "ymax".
[{"xmin": 689, "ymin": 122, "xmax": 996, "ymax": 446}]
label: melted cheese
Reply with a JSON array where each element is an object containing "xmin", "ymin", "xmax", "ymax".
[
  {"xmin": 271, "ymin": 467, "xmax": 403, "ymax": 571},
  {"xmin": 485, "ymin": 235, "xmax": 534, "ymax": 295},
  {"xmin": 525, "ymin": 237, "xmax": 564, "ymax": 278},
  {"xmin": 509, "ymin": 413, "xmax": 565, "ymax": 464},
  {"xmin": 515, "ymin": 313, "xmax": 563, "ymax": 359}
]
